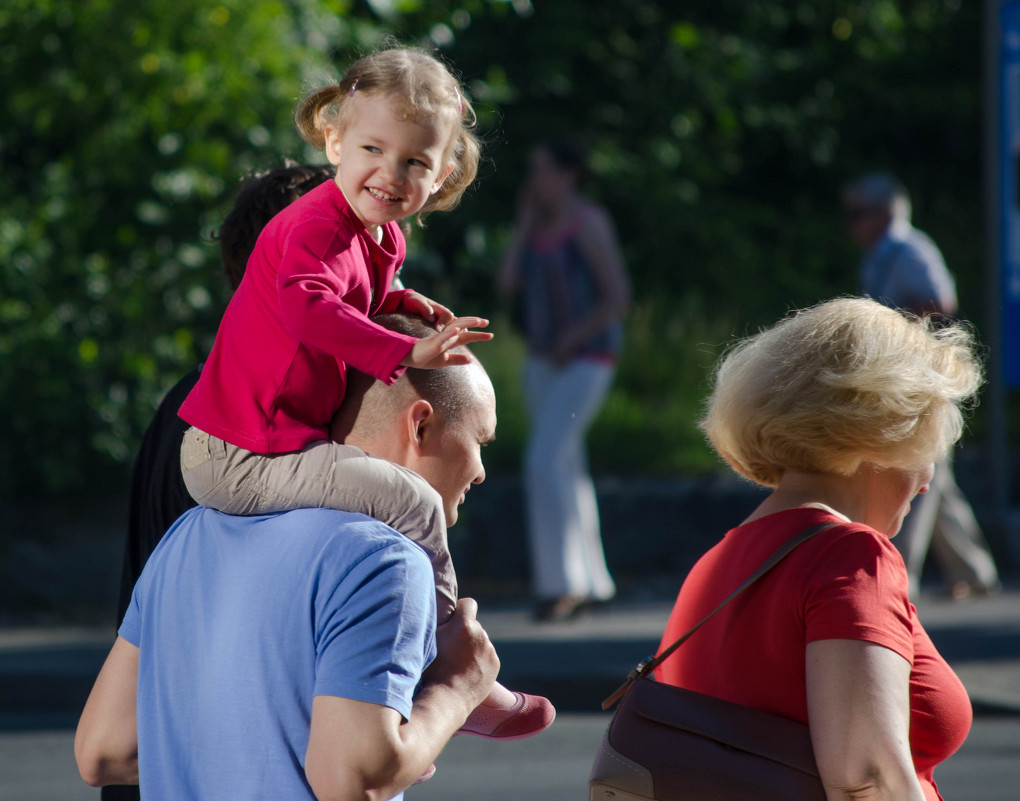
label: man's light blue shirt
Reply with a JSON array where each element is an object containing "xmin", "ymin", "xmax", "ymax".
[
  {"xmin": 859, "ymin": 218, "xmax": 957, "ymax": 312},
  {"xmin": 120, "ymin": 506, "xmax": 437, "ymax": 800}
]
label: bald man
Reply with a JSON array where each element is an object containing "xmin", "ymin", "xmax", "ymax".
[{"xmin": 75, "ymin": 314, "xmax": 500, "ymax": 801}]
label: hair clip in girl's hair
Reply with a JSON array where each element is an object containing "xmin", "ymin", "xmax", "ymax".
[
  {"xmin": 348, "ymin": 78, "xmax": 359, "ymax": 97},
  {"xmin": 454, "ymin": 86, "xmax": 462, "ymax": 112}
]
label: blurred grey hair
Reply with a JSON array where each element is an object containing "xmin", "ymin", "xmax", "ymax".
[{"xmin": 844, "ymin": 172, "xmax": 912, "ymax": 222}]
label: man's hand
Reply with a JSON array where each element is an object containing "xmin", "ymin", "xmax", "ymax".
[
  {"xmin": 422, "ymin": 598, "xmax": 499, "ymax": 712},
  {"xmin": 308, "ymin": 599, "xmax": 500, "ymax": 801},
  {"xmin": 399, "ymin": 291, "xmax": 456, "ymax": 330},
  {"xmin": 400, "ymin": 317, "xmax": 493, "ymax": 369}
]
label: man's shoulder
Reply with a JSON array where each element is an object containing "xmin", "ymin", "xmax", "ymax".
[
  {"xmin": 279, "ymin": 507, "xmax": 426, "ymax": 555},
  {"xmin": 185, "ymin": 507, "xmax": 427, "ymax": 567},
  {"xmin": 888, "ymin": 223, "xmax": 945, "ymax": 267},
  {"xmin": 184, "ymin": 505, "xmax": 409, "ymax": 541},
  {"xmin": 144, "ymin": 508, "xmax": 432, "ymax": 605}
]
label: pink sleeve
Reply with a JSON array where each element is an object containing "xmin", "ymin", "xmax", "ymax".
[
  {"xmin": 276, "ymin": 222, "xmax": 415, "ymax": 384},
  {"xmin": 802, "ymin": 527, "xmax": 915, "ymax": 663},
  {"xmin": 378, "ymin": 288, "xmax": 411, "ymax": 314}
]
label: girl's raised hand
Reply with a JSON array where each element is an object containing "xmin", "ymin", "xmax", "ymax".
[
  {"xmin": 401, "ymin": 317, "xmax": 493, "ymax": 369},
  {"xmin": 400, "ymin": 290, "xmax": 456, "ymax": 330}
]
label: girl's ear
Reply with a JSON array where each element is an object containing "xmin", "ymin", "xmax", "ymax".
[
  {"xmin": 431, "ymin": 164, "xmax": 456, "ymax": 195},
  {"xmin": 324, "ymin": 126, "xmax": 343, "ymax": 167}
]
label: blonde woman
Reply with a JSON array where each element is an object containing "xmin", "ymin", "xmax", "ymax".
[{"xmin": 656, "ymin": 298, "xmax": 979, "ymax": 801}]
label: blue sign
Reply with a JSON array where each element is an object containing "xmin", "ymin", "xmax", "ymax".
[{"xmin": 1000, "ymin": 1, "xmax": 1020, "ymax": 386}]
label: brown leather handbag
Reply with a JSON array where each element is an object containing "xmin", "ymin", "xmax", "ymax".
[{"xmin": 589, "ymin": 523, "xmax": 836, "ymax": 801}]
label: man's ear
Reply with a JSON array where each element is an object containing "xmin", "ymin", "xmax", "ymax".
[
  {"xmin": 406, "ymin": 399, "xmax": 436, "ymax": 454},
  {"xmin": 431, "ymin": 164, "xmax": 455, "ymax": 195}
]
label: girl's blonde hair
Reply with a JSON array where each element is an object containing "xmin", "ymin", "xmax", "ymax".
[
  {"xmin": 701, "ymin": 297, "xmax": 983, "ymax": 487},
  {"xmin": 294, "ymin": 47, "xmax": 479, "ymax": 224}
]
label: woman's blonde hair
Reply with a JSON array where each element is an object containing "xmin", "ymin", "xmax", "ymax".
[
  {"xmin": 294, "ymin": 47, "xmax": 480, "ymax": 224},
  {"xmin": 701, "ymin": 297, "xmax": 983, "ymax": 487}
]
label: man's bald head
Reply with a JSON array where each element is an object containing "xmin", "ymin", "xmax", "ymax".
[{"xmin": 330, "ymin": 313, "xmax": 489, "ymax": 443}]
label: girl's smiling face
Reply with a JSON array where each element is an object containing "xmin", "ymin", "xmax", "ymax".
[{"xmin": 325, "ymin": 92, "xmax": 454, "ymax": 236}]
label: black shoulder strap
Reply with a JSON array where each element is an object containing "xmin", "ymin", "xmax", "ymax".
[{"xmin": 601, "ymin": 521, "xmax": 838, "ymax": 710}]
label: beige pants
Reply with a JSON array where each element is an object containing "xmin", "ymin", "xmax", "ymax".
[{"xmin": 181, "ymin": 427, "xmax": 457, "ymax": 620}]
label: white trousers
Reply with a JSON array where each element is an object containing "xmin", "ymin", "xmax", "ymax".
[{"xmin": 523, "ymin": 356, "xmax": 616, "ymax": 601}]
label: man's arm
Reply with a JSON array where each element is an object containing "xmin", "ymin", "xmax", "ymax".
[
  {"xmin": 75, "ymin": 637, "xmax": 140, "ymax": 787},
  {"xmin": 304, "ymin": 599, "xmax": 498, "ymax": 801}
]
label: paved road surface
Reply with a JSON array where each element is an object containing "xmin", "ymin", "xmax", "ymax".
[
  {"xmin": 3, "ymin": 715, "xmax": 1019, "ymax": 801},
  {"xmin": 2, "ymin": 586, "xmax": 1019, "ymax": 799}
]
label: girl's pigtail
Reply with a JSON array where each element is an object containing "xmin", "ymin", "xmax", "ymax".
[
  {"xmin": 294, "ymin": 85, "xmax": 345, "ymax": 149},
  {"xmin": 420, "ymin": 114, "xmax": 480, "ymax": 220}
]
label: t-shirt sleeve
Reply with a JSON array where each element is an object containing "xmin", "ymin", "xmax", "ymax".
[
  {"xmin": 118, "ymin": 581, "xmax": 142, "ymax": 647},
  {"xmin": 312, "ymin": 535, "xmax": 437, "ymax": 720},
  {"xmin": 117, "ymin": 507, "xmax": 199, "ymax": 648},
  {"xmin": 802, "ymin": 527, "xmax": 915, "ymax": 663}
]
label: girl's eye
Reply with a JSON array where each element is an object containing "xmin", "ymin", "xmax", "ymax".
[
  {"xmin": 363, "ymin": 145, "xmax": 381, "ymax": 154},
  {"xmin": 408, "ymin": 158, "xmax": 428, "ymax": 168}
]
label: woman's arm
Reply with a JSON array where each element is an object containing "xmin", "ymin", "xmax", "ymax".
[
  {"xmin": 497, "ymin": 230, "xmax": 526, "ymax": 298},
  {"xmin": 550, "ymin": 204, "xmax": 631, "ymax": 363},
  {"xmin": 74, "ymin": 637, "xmax": 140, "ymax": 787},
  {"xmin": 806, "ymin": 639, "xmax": 925, "ymax": 801}
]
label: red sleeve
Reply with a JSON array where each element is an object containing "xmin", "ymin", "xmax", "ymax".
[
  {"xmin": 275, "ymin": 220, "xmax": 415, "ymax": 384},
  {"xmin": 378, "ymin": 288, "xmax": 411, "ymax": 314},
  {"xmin": 803, "ymin": 526, "xmax": 915, "ymax": 663}
]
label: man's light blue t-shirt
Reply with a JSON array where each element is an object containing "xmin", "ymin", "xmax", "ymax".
[{"xmin": 119, "ymin": 506, "xmax": 437, "ymax": 800}]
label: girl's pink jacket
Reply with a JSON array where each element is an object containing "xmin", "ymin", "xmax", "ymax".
[{"xmin": 179, "ymin": 180, "xmax": 416, "ymax": 454}]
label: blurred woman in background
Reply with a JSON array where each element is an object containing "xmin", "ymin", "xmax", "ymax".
[{"xmin": 499, "ymin": 139, "xmax": 630, "ymax": 621}]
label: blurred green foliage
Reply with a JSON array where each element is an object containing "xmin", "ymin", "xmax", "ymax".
[{"xmin": 0, "ymin": 0, "xmax": 983, "ymax": 498}]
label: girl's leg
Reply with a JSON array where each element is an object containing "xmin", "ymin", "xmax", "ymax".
[{"xmin": 181, "ymin": 426, "xmax": 457, "ymax": 609}]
